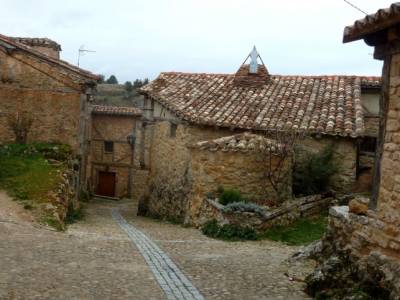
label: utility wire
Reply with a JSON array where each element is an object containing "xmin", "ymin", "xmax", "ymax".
[{"xmin": 343, "ymin": 0, "xmax": 368, "ymax": 15}]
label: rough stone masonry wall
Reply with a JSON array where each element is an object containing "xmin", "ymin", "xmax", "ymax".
[
  {"xmin": 0, "ymin": 50, "xmax": 81, "ymax": 150},
  {"xmin": 145, "ymin": 119, "xmax": 358, "ymax": 222},
  {"xmin": 188, "ymin": 148, "xmax": 292, "ymax": 225},
  {"xmin": 145, "ymin": 121, "xmax": 233, "ymax": 222},
  {"xmin": 377, "ymin": 52, "xmax": 400, "ymax": 229}
]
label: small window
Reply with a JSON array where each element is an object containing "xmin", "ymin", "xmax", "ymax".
[
  {"xmin": 170, "ymin": 123, "xmax": 177, "ymax": 138},
  {"xmin": 104, "ymin": 141, "xmax": 114, "ymax": 153},
  {"xmin": 360, "ymin": 137, "xmax": 377, "ymax": 153}
]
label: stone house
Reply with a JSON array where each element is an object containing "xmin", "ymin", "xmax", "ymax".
[
  {"xmin": 87, "ymin": 105, "xmax": 149, "ymax": 200},
  {"xmin": 0, "ymin": 33, "xmax": 99, "ymax": 191},
  {"xmin": 307, "ymin": 4, "xmax": 400, "ymax": 298},
  {"xmin": 139, "ymin": 50, "xmax": 381, "ymax": 224}
]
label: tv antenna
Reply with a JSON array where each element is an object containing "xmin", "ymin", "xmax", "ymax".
[
  {"xmin": 343, "ymin": 0, "xmax": 368, "ymax": 15},
  {"xmin": 77, "ymin": 45, "xmax": 96, "ymax": 66}
]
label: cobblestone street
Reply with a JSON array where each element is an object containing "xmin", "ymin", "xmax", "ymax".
[{"xmin": 0, "ymin": 194, "xmax": 313, "ymax": 300}]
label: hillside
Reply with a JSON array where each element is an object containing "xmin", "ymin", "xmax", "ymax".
[{"xmin": 95, "ymin": 84, "xmax": 144, "ymax": 107}]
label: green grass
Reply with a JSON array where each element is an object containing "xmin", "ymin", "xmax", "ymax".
[
  {"xmin": 260, "ymin": 216, "xmax": 328, "ymax": 245},
  {"xmin": 0, "ymin": 143, "xmax": 71, "ymax": 229},
  {"xmin": 0, "ymin": 152, "xmax": 61, "ymax": 203}
]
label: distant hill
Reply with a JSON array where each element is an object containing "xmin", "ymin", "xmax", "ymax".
[{"xmin": 95, "ymin": 84, "xmax": 144, "ymax": 108}]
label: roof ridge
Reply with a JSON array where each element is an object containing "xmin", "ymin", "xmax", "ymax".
[{"xmin": 159, "ymin": 71, "xmax": 380, "ymax": 79}]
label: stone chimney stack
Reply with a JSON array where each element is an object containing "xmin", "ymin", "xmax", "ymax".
[
  {"xmin": 234, "ymin": 46, "xmax": 270, "ymax": 87},
  {"xmin": 11, "ymin": 37, "xmax": 62, "ymax": 59}
]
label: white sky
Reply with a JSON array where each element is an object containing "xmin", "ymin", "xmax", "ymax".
[{"xmin": 0, "ymin": 0, "xmax": 394, "ymax": 82}]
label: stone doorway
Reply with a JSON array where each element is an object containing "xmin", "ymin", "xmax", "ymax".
[{"xmin": 97, "ymin": 171, "xmax": 116, "ymax": 197}]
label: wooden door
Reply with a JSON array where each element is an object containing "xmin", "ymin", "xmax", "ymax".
[{"xmin": 97, "ymin": 171, "xmax": 116, "ymax": 197}]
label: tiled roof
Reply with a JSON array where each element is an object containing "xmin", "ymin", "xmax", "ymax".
[
  {"xmin": 91, "ymin": 105, "xmax": 142, "ymax": 116},
  {"xmin": 0, "ymin": 34, "xmax": 99, "ymax": 82},
  {"xmin": 11, "ymin": 37, "xmax": 61, "ymax": 51},
  {"xmin": 191, "ymin": 133, "xmax": 283, "ymax": 153},
  {"xmin": 343, "ymin": 3, "xmax": 400, "ymax": 43},
  {"xmin": 141, "ymin": 70, "xmax": 381, "ymax": 137}
]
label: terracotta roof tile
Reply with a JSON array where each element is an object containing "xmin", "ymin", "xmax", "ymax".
[
  {"xmin": 343, "ymin": 3, "xmax": 400, "ymax": 43},
  {"xmin": 141, "ymin": 71, "xmax": 381, "ymax": 137},
  {"xmin": 91, "ymin": 105, "xmax": 142, "ymax": 116},
  {"xmin": 191, "ymin": 133, "xmax": 283, "ymax": 153}
]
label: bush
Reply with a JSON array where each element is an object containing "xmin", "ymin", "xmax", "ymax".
[
  {"xmin": 219, "ymin": 188, "xmax": 244, "ymax": 205},
  {"xmin": 65, "ymin": 203, "xmax": 85, "ymax": 225},
  {"xmin": 293, "ymin": 145, "xmax": 338, "ymax": 196},
  {"xmin": 222, "ymin": 201, "xmax": 266, "ymax": 216},
  {"xmin": 201, "ymin": 220, "xmax": 258, "ymax": 241}
]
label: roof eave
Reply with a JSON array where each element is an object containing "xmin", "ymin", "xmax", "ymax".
[{"xmin": 343, "ymin": 5, "xmax": 400, "ymax": 43}]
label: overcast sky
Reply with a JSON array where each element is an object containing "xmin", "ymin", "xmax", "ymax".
[{"xmin": 0, "ymin": 0, "xmax": 394, "ymax": 82}]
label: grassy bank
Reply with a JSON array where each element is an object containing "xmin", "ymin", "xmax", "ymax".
[
  {"xmin": 260, "ymin": 216, "xmax": 328, "ymax": 245},
  {"xmin": 0, "ymin": 143, "xmax": 74, "ymax": 229}
]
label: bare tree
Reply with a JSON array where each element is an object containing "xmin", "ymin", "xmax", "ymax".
[
  {"xmin": 261, "ymin": 129, "xmax": 306, "ymax": 202},
  {"xmin": 7, "ymin": 112, "xmax": 34, "ymax": 144}
]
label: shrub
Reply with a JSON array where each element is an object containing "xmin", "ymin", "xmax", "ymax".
[
  {"xmin": 222, "ymin": 201, "xmax": 266, "ymax": 216},
  {"xmin": 201, "ymin": 220, "xmax": 258, "ymax": 241},
  {"xmin": 65, "ymin": 203, "xmax": 85, "ymax": 225},
  {"xmin": 293, "ymin": 144, "xmax": 338, "ymax": 196},
  {"xmin": 79, "ymin": 189, "xmax": 91, "ymax": 202},
  {"xmin": 219, "ymin": 188, "xmax": 244, "ymax": 205}
]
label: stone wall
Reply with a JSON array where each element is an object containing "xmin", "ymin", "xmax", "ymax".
[
  {"xmin": 145, "ymin": 121, "xmax": 233, "ymax": 222},
  {"xmin": 0, "ymin": 49, "xmax": 82, "ymax": 150},
  {"xmin": 144, "ymin": 119, "xmax": 359, "ymax": 223},
  {"xmin": 377, "ymin": 52, "xmax": 400, "ymax": 225},
  {"xmin": 198, "ymin": 194, "xmax": 335, "ymax": 230},
  {"xmin": 188, "ymin": 146, "xmax": 292, "ymax": 225},
  {"xmin": 306, "ymin": 204, "xmax": 400, "ymax": 298}
]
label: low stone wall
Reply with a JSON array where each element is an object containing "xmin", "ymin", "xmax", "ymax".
[
  {"xmin": 306, "ymin": 201, "xmax": 400, "ymax": 299},
  {"xmin": 188, "ymin": 136, "xmax": 292, "ymax": 225},
  {"xmin": 41, "ymin": 163, "xmax": 79, "ymax": 229},
  {"xmin": 197, "ymin": 194, "xmax": 335, "ymax": 230}
]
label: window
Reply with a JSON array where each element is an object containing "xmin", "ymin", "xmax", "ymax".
[
  {"xmin": 104, "ymin": 141, "xmax": 114, "ymax": 153},
  {"xmin": 360, "ymin": 136, "xmax": 377, "ymax": 154},
  {"xmin": 169, "ymin": 123, "xmax": 177, "ymax": 138}
]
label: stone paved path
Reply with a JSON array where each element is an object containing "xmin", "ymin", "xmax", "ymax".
[
  {"xmin": 112, "ymin": 209, "xmax": 204, "ymax": 300},
  {"xmin": 0, "ymin": 194, "xmax": 313, "ymax": 300}
]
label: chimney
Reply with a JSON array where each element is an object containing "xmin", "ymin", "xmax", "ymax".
[
  {"xmin": 11, "ymin": 37, "xmax": 62, "ymax": 59},
  {"xmin": 234, "ymin": 46, "xmax": 270, "ymax": 87}
]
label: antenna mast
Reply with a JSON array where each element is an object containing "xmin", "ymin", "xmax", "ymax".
[
  {"xmin": 77, "ymin": 45, "xmax": 96, "ymax": 66},
  {"xmin": 343, "ymin": 0, "xmax": 368, "ymax": 15}
]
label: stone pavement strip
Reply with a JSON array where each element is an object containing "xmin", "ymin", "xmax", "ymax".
[{"xmin": 112, "ymin": 208, "xmax": 204, "ymax": 300}]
